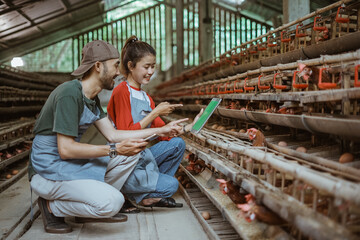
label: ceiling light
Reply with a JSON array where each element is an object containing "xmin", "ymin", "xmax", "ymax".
[{"xmin": 11, "ymin": 57, "xmax": 24, "ymax": 68}]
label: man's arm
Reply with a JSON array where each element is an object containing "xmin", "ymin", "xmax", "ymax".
[
  {"xmin": 94, "ymin": 117, "xmax": 188, "ymax": 143},
  {"xmin": 57, "ymin": 133, "xmax": 147, "ymax": 160}
]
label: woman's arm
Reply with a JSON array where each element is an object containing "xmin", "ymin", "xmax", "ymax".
[
  {"xmin": 136, "ymin": 102, "xmax": 181, "ymax": 129},
  {"xmin": 138, "ymin": 95, "xmax": 182, "ymax": 129}
]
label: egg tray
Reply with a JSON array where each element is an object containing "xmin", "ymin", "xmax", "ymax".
[
  {"xmin": 177, "ymin": 172, "xmax": 243, "ymax": 240},
  {"xmin": 0, "ymin": 163, "xmax": 27, "ymax": 194},
  {"xmin": 175, "ymin": 104, "xmax": 360, "ymax": 141},
  {"xmin": 0, "ymin": 64, "xmax": 61, "ymax": 89},
  {"xmin": 156, "ymin": 0, "xmax": 360, "ymax": 92},
  {"xmin": 178, "ymin": 164, "xmax": 283, "ymax": 240},
  {"xmin": 177, "ymin": 132, "xmax": 360, "ymax": 240},
  {"xmin": 0, "ymin": 120, "xmax": 35, "ymax": 146}
]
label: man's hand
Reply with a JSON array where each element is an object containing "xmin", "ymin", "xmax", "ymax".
[
  {"xmin": 159, "ymin": 118, "xmax": 188, "ymax": 137},
  {"xmin": 116, "ymin": 139, "xmax": 148, "ymax": 156},
  {"xmin": 153, "ymin": 102, "xmax": 183, "ymax": 116}
]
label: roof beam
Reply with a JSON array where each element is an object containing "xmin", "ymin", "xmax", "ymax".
[
  {"xmin": 59, "ymin": 0, "xmax": 71, "ymax": 10},
  {"xmin": 0, "ymin": 0, "xmax": 40, "ymax": 15},
  {"xmin": 0, "ymin": 0, "xmax": 101, "ymax": 40},
  {"xmin": 0, "ymin": 13, "xmax": 104, "ymax": 62},
  {"xmin": 2, "ymin": 0, "xmax": 44, "ymax": 33}
]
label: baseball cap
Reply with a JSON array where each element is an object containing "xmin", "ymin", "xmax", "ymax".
[{"xmin": 71, "ymin": 40, "xmax": 120, "ymax": 76}]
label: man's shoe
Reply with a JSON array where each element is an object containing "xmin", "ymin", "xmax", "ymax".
[
  {"xmin": 74, "ymin": 213, "xmax": 128, "ymax": 223},
  {"xmin": 144, "ymin": 197, "xmax": 183, "ymax": 208},
  {"xmin": 37, "ymin": 197, "xmax": 72, "ymax": 234}
]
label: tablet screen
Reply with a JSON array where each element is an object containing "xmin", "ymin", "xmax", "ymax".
[{"xmin": 191, "ymin": 98, "xmax": 222, "ymax": 133}]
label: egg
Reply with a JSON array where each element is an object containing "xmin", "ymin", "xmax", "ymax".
[
  {"xmin": 217, "ymin": 126, "xmax": 226, "ymax": 131},
  {"xmin": 6, "ymin": 174, "xmax": 12, "ymax": 179},
  {"xmin": 278, "ymin": 141, "xmax": 287, "ymax": 147},
  {"xmin": 296, "ymin": 147, "xmax": 307, "ymax": 153},
  {"xmin": 239, "ymin": 129, "xmax": 246, "ymax": 133},
  {"xmin": 201, "ymin": 211, "xmax": 211, "ymax": 220},
  {"xmin": 230, "ymin": 128, "xmax": 237, "ymax": 132},
  {"xmin": 339, "ymin": 153, "xmax": 354, "ymax": 163},
  {"xmin": 177, "ymin": 176, "xmax": 184, "ymax": 182},
  {"xmin": 211, "ymin": 124, "xmax": 219, "ymax": 129},
  {"xmin": 185, "ymin": 183, "xmax": 192, "ymax": 188}
]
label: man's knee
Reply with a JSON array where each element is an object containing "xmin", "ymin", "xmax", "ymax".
[
  {"xmin": 30, "ymin": 174, "xmax": 54, "ymax": 199},
  {"xmin": 96, "ymin": 191, "xmax": 124, "ymax": 217}
]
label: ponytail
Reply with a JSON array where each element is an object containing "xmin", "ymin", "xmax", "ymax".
[{"xmin": 120, "ymin": 35, "xmax": 156, "ymax": 77}]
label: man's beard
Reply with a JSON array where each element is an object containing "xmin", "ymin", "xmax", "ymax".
[{"xmin": 100, "ymin": 63, "xmax": 114, "ymax": 90}]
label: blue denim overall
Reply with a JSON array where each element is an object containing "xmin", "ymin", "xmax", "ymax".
[
  {"xmin": 121, "ymin": 83, "xmax": 159, "ymax": 203},
  {"xmin": 31, "ymin": 98, "xmax": 109, "ymax": 182}
]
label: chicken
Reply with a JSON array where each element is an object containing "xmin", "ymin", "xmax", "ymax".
[
  {"xmin": 23, "ymin": 143, "xmax": 31, "ymax": 150},
  {"xmin": 283, "ymin": 183, "xmax": 328, "ymax": 214},
  {"xmin": 5, "ymin": 151, "xmax": 12, "ymax": 159},
  {"xmin": 266, "ymin": 103, "xmax": 279, "ymax": 113},
  {"xmin": 185, "ymin": 154, "xmax": 206, "ymax": 174},
  {"xmin": 315, "ymin": 28, "xmax": 329, "ymax": 42},
  {"xmin": 15, "ymin": 148, "xmax": 23, "ymax": 154},
  {"xmin": 247, "ymin": 128, "xmax": 266, "ymax": 147},
  {"xmin": 186, "ymin": 159, "xmax": 206, "ymax": 174},
  {"xmin": 298, "ymin": 63, "xmax": 336, "ymax": 88},
  {"xmin": 237, "ymin": 194, "xmax": 285, "ymax": 225},
  {"xmin": 216, "ymin": 179, "xmax": 247, "ymax": 204},
  {"xmin": 228, "ymin": 101, "xmax": 240, "ymax": 110}
]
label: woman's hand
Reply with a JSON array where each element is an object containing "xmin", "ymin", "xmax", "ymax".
[
  {"xmin": 158, "ymin": 118, "xmax": 188, "ymax": 137},
  {"xmin": 153, "ymin": 102, "xmax": 183, "ymax": 116},
  {"xmin": 116, "ymin": 139, "xmax": 148, "ymax": 156}
]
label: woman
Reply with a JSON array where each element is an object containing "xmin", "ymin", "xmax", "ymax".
[{"xmin": 107, "ymin": 36, "xmax": 202, "ymax": 213}]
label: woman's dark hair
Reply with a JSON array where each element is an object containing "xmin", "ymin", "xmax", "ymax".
[{"xmin": 120, "ymin": 35, "xmax": 156, "ymax": 77}]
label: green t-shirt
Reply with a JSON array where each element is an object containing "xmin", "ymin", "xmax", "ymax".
[{"xmin": 33, "ymin": 79, "xmax": 106, "ymax": 137}]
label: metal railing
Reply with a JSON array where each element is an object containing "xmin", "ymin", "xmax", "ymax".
[
  {"xmin": 213, "ymin": 3, "xmax": 271, "ymax": 59},
  {"xmin": 72, "ymin": 3, "xmax": 168, "ymax": 71}
]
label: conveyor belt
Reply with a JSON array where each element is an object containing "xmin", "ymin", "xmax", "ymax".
[{"xmin": 179, "ymin": 182, "xmax": 242, "ymax": 240}]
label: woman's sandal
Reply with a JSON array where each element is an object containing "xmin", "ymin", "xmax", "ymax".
[
  {"xmin": 144, "ymin": 197, "xmax": 183, "ymax": 208},
  {"xmin": 119, "ymin": 199, "xmax": 141, "ymax": 214}
]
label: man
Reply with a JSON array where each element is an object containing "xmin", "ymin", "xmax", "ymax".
[{"xmin": 29, "ymin": 40, "xmax": 185, "ymax": 234}]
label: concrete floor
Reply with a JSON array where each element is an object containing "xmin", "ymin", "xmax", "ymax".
[
  {"xmin": 1, "ymin": 125, "xmax": 209, "ymax": 240},
  {"xmin": 20, "ymin": 191, "xmax": 209, "ymax": 240}
]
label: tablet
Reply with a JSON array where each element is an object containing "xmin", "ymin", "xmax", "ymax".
[{"xmin": 191, "ymin": 98, "xmax": 222, "ymax": 133}]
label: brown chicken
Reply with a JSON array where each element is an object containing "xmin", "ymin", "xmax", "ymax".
[
  {"xmin": 237, "ymin": 194, "xmax": 285, "ymax": 225},
  {"xmin": 216, "ymin": 179, "xmax": 247, "ymax": 204},
  {"xmin": 186, "ymin": 160, "xmax": 206, "ymax": 174},
  {"xmin": 298, "ymin": 63, "xmax": 336, "ymax": 88},
  {"xmin": 247, "ymin": 128, "xmax": 266, "ymax": 147},
  {"xmin": 185, "ymin": 154, "xmax": 206, "ymax": 174}
]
